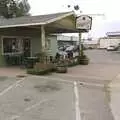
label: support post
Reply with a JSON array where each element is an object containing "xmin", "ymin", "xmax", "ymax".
[
  {"xmin": 79, "ymin": 32, "xmax": 82, "ymax": 57},
  {"xmin": 41, "ymin": 25, "xmax": 46, "ymax": 52}
]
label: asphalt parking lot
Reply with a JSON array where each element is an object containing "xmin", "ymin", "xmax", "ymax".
[
  {"xmin": 1, "ymin": 49, "xmax": 120, "ymax": 120},
  {"xmin": 0, "ymin": 76, "xmax": 75, "ymax": 120}
]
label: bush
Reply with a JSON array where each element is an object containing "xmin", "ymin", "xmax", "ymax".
[
  {"xmin": 67, "ymin": 58, "xmax": 79, "ymax": 67},
  {"xmin": 27, "ymin": 68, "xmax": 50, "ymax": 75}
]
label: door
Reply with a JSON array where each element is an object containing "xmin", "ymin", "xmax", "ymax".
[{"xmin": 23, "ymin": 38, "xmax": 31, "ymax": 58}]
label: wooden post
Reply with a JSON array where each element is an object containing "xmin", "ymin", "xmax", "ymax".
[
  {"xmin": 41, "ymin": 25, "xmax": 46, "ymax": 52},
  {"xmin": 79, "ymin": 32, "xmax": 82, "ymax": 56}
]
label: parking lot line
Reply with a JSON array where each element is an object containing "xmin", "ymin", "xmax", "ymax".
[
  {"xmin": 0, "ymin": 78, "xmax": 25, "ymax": 97},
  {"xmin": 25, "ymin": 99, "xmax": 48, "ymax": 112},
  {"xmin": 32, "ymin": 76, "xmax": 104, "ymax": 87},
  {"xmin": 10, "ymin": 99, "xmax": 50, "ymax": 120},
  {"xmin": 54, "ymin": 73, "xmax": 108, "ymax": 81},
  {"xmin": 74, "ymin": 81, "xmax": 81, "ymax": 120},
  {"xmin": 32, "ymin": 75, "xmax": 73, "ymax": 84}
]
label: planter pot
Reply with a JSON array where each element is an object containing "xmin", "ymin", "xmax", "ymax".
[
  {"xmin": 79, "ymin": 58, "xmax": 89, "ymax": 65},
  {"xmin": 56, "ymin": 66, "xmax": 67, "ymax": 73}
]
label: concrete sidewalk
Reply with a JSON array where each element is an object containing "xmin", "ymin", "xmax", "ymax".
[
  {"xmin": 108, "ymin": 74, "xmax": 120, "ymax": 120},
  {"xmin": 0, "ymin": 67, "xmax": 26, "ymax": 77}
]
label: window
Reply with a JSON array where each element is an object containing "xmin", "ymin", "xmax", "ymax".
[{"xmin": 2, "ymin": 37, "xmax": 22, "ymax": 54}]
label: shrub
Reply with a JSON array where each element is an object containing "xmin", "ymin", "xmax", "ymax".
[
  {"xmin": 67, "ymin": 58, "xmax": 79, "ymax": 67},
  {"xmin": 27, "ymin": 68, "xmax": 50, "ymax": 75}
]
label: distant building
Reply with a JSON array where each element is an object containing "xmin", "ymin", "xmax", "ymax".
[
  {"xmin": 57, "ymin": 35, "xmax": 79, "ymax": 46},
  {"xmin": 83, "ymin": 40, "xmax": 99, "ymax": 49},
  {"xmin": 99, "ymin": 31, "xmax": 120, "ymax": 48},
  {"xmin": 106, "ymin": 31, "xmax": 120, "ymax": 37}
]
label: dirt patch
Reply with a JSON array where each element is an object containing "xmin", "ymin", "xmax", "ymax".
[{"xmin": 34, "ymin": 81, "xmax": 61, "ymax": 92}]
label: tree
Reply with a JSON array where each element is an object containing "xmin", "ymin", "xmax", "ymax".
[{"xmin": 0, "ymin": 0, "xmax": 30, "ymax": 18}]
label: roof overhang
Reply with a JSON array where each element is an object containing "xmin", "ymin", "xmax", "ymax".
[
  {"xmin": 0, "ymin": 11, "xmax": 88, "ymax": 33},
  {"xmin": 0, "ymin": 11, "xmax": 75, "ymax": 29}
]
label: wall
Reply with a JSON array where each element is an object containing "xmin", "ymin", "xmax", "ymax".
[
  {"xmin": 99, "ymin": 37, "xmax": 120, "ymax": 48},
  {"xmin": 83, "ymin": 40, "xmax": 98, "ymax": 49},
  {"xmin": 0, "ymin": 29, "xmax": 41, "ymax": 66},
  {"xmin": 0, "ymin": 28, "xmax": 57, "ymax": 66},
  {"xmin": 0, "ymin": 36, "xmax": 5, "ymax": 66},
  {"xmin": 31, "ymin": 37, "xmax": 41, "ymax": 56},
  {"xmin": 46, "ymin": 35, "xmax": 57, "ymax": 57}
]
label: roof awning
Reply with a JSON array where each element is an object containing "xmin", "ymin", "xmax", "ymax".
[{"xmin": 0, "ymin": 11, "xmax": 88, "ymax": 33}]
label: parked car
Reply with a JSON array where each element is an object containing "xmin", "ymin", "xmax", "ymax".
[
  {"xmin": 58, "ymin": 46, "xmax": 66, "ymax": 51},
  {"xmin": 65, "ymin": 45, "xmax": 79, "ymax": 58},
  {"xmin": 65, "ymin": 45, "xmax": 75, "ymax": 52},
  {"xmin": 107, "ymin": 45, "xmax": 118, "ymax": 51},
  {"xmin": 57, "ymin": 50, "xmax": 68, "ymax": 59}
]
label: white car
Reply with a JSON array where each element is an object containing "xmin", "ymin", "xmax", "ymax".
[
  {"xmin": 65, "ymin": 45, "xmax": 75, "ymax": 51},
  {"xmin": 58, "ymin": 51, "xmax": 68, "ymax": 59},
  {"xmin": 107, "ymin": 46, "xmax": 116, "ymax": 51}
]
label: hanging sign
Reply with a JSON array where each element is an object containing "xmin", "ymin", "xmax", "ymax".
[{"xmin": 76, "ymin": 15, "xmax": 92, "ymax": 30}]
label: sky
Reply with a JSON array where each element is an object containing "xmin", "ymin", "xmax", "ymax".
[{"xmin": 28, "ymin": 0, "xmax": 120, "ymax": 39}]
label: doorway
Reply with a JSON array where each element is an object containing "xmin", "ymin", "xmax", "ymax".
[{"xmin": 23, "ymin": 38, "xmax": 31, "ymax": 58}]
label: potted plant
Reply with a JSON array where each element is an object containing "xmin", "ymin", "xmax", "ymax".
[
  {"xmin": 79, "ymin": 54, "xmax": 89, "ymax": 65},
  {"xmin": 56, "ymin": 57, "xmax": 67, "ymax": 73}
]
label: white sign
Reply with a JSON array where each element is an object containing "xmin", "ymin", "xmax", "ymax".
[{"xmin": 76, "ymin": 15, "xmax": 92, "ymax": 30}]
